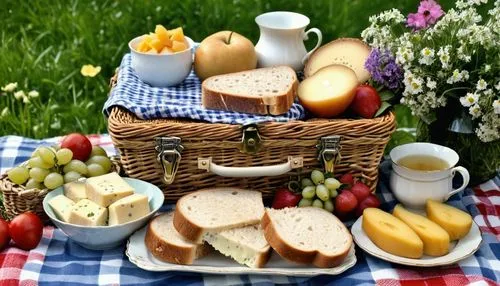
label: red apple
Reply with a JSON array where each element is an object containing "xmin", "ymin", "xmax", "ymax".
[
  {"xmin": 334, "ymin": 190, "xmax": 358, "ymax": 213},
  {"xmin": 350, "ymin": 85, "xmax": 382, "ymax": 118},
  {"xmin": 60, "ymin": 133, "xmax": 92, "ymax": 161},
  {"xmin": 355, "ymin": 194, "xmax": 381, "ymax": 217},
  {"xmin": 272, "ymin": 187, "xmax": 302, "ymax": 209},
  {"xmin": 339, "ymin": 173, "xmax": 355, "ymax": 187},
  {"xmin": 350, "ymin": 182, "xmax": 371, "ymax": 202}
]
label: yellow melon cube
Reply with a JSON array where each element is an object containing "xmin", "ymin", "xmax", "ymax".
[
  {"xmin": 160, "ymin": 46, "xmax": 174, "ymax": 54},
  {"xmin": 171, "ymin": 40, "xmax": 187, "ymax": 52},
  {"xmin": 155, "ymin": 25, "xmax": 172, "ymax": 47},
  {"xmin": 136, "ymin": 40, "xmax": 150, "ymax": 52},
  {"xmin": 148, "ymin": 38, "xmax": 164, "ymax": 53},
  {"xmin": 168, "ymin": 27, "xmax": 185, "ymax": 42}
]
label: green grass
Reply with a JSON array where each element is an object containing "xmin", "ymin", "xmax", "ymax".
[{"xmin": 0, "ymin": 0, "xmax": 455, "ymax": 138}]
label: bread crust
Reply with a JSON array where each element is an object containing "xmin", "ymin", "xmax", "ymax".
[
  {"xmin": 254, "ymin": 247, "xmax": 273, "ymax": 268},
  {"xmin": 145, "ymin": 215, "xmax": 208, "ymax": 265},
  {"xmin": 172, "ymin": 199, "xmax": 205, "ymax": 243},
  {"xmin": 261, "ymin": 209, "xmax": 352, "ymax": 268},
  {"xmin": 201, "ymin": 67, "xmax": 298, "ymax": 115}
]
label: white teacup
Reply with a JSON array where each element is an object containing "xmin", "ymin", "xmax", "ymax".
[{"xmin": 389, "ymin": 143, "xmax": 470, "ymax": 209}]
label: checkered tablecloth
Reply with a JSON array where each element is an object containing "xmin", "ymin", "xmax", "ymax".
[
  {"xmin": 102, "ymin": 53, "xmax": 306, "ymax": 125},
  {"xmin": 0, "ymin": 134, "xmax": 499, "ymax": 286}
]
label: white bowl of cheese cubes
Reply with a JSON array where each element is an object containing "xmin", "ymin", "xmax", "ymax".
[{"xmin": 42, "ymin": 172, "xmax": 164, "ymax": 250}]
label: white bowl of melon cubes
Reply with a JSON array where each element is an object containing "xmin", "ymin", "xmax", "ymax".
[
  {"xmin": 43, "ymin": 172, "xmax": 164, "ymax": 250},
  {"xmin": 129, "ymin": 25, "xmax": 195, "ymax": 87}
]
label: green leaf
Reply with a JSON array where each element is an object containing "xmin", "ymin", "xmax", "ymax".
[
  {"xmin": 375, "ymin": 102, "xmax": 392, "ymax": 117},
  {"xmin": 385, "ymin": 130, "xmax": 416, "ymax": 155},
  {"xmin": 379, "ymin": 90, "xmax": 396, "ymax": 101}
]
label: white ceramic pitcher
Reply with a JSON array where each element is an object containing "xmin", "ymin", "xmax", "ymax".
[{"xmin": 255, "ymin": 11, "xmax": 322, "ymax": 71}]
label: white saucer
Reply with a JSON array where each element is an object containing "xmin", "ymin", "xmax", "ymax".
[{"xmin": 351, "ymin": 215, "xmax": 482, "ymax": 267}]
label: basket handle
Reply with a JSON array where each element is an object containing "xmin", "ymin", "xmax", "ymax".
[
  {"xmin": 18, "ymin": 188, "xmax": 48, "ymax": 197},
  {"xmin": 198, "ymin": 156, "xmax": 303, "ymax": 177}
]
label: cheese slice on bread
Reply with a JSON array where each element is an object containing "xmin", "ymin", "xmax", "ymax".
[
  {"xmin": 205, "ymin": 224, "xmax": 271, "ymax": 268},
  {"xmin": 262, "ymin": 207, "xmax": 352, "ymax": 268},
  {"xmin": 173, "ymin": 188, "xmax": 265, "ymax": 243},
  {"xmin": 145, "ymin": 212, "xmax": 210, "ymax": 265}
]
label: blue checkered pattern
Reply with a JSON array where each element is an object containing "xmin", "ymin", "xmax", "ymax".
[
  {"xmin": 103, "ymin": 54, "xmax": 306, "ymax": 125},
  {"xmin": 1, "ymin": 135, "xmax": 499, "ymax": 286}
]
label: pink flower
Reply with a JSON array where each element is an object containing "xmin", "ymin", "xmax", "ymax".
[
  {"xmin": 407, "ymin": 13, "xmax": 427, "ymax": 30},
  {"xmin": 407, "ymin": 0, "xmax": 444, "ymax": 31},
  {"xmin": 418, "ymin": 0, "xmax": 444, "ymax": 24}
]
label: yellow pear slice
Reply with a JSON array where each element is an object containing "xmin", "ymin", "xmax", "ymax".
[
  {"xmin": 426, "ymin": 200, "xmax": 472, "ymax": 241},
  {"xmin": 362, "ymin": 208, "xmax": 423, "ymax": 258},
  {"xmin": 393, "ymin": 204, "xmax": 450, "ymax": 256}
]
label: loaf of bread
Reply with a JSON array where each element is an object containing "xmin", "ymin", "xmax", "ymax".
[
  {"xmin": 145, "ymin": 212, "xmax": 210, "ymax": 265},
  {"xmin": 201, "ymin": 66, "xmax": 298, "ymax": 115},
  {"xmin": 262, "ymin": 207, "xmax": 352, "ymax": 268},
  {"xmin": 173, "ymin": 188, "xmax": 265, "ymax": 243}
]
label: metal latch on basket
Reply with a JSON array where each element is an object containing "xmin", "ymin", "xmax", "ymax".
[
  {"xmin": 238, "ymin": 124, "xmax": 262, "ymax": 154},
  {"xmin": 317, "ymin": 136, "xmax": 342, "ymax": 174},
  {"xmin": 154, "ymin": 137, "xmax": 184, "ymax": 184}
]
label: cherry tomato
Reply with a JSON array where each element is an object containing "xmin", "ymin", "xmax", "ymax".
[
  {"xmin": 0, "ymin": 218, "xmax": 10, "ymax": 251},
  {"xmin": 60, "ymin": 133, "xmax": 92, "ymax": 161},
  {"xmin": 9, "ymin": 212, "xmax": 43, "ymax": 251}
]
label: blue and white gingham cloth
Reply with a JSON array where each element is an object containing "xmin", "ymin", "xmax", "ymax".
[
  {"xmin": 1, "ymin": 135, "xmax": 499, "ymax": 286},
  {"xmin": 103, "ymin": 53, "xmax": 306, "ymax": 125}
]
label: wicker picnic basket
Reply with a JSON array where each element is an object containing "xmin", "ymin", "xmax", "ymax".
[
  {"xmin": 0, "ymin": 174, "xmax": 51, "ymax": 222},
  {"xmin": 107, "ymin": 106, "xmax": 396, "ymax": 201}
]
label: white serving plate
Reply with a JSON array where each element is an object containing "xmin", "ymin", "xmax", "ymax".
[
  {"xmin": 351, "ymin": 215, "xmax": 482, "ymax": 267},
  {"xmin": 126, "ymin": 225, "xmax": 357, "ymax": 276}
]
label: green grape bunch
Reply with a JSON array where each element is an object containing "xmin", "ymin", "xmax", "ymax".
[
  {"xmin": 297, "ymin": 170, "xmax": 342, "ymax": 213},
  {"xmin": 7, "ymin": 144, "xmax": 112, "ymax": 190}
]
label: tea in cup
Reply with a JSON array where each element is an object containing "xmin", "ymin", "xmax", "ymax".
[{"xmin": 389, "ymin": 143, "xmax": 470, "ymax": 209}]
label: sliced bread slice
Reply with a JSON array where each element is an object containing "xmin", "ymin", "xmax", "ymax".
[
  {"xmin": 262, "ymin": 207, "xmax": 352, "ymax": 268},
  {"xmin": 145, "ymin": 212, "xmax": 210, "ymax": 265},
  {"xmin": 201, "ymin": 66, "xmax": 298, "ymax": 115},
  {"xmin": 204, "ymin": 224, "xmax": 271, "ymax": 268},
  {"xmin": 173, "ymin": 188, "xmax": 265, "ymax": 243}
]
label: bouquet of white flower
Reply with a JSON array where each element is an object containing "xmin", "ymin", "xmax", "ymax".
[{"xmin": 361, "ymin": 0, "xmax": 499, "ymax": 143}]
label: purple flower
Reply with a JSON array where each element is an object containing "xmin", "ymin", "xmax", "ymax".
[
  {"xmin": 407, "ymin": 0, "xmax": 444, "ymax": 31},
  {"xmin": 364, "ymin": 48, "xmax": 403, "ymax": 90}
]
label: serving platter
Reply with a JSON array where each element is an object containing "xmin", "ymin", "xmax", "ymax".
[
  {"xmin": 126, "ymin": 225, "xmax": 357, "ymax": 277},
  {"xmin": 351, "ymin": 216, "xmax": 482, "ymax": 267}
]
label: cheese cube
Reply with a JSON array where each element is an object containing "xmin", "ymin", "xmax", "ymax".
[
  {"xmin": 85, "ymin": 172, "xmax": 134, "ymax": 207},
  {"xmin": 68, "ymin": 199, "xmax": 108, "ymax": 226},
  {"xmin": 63, "ymin": 181, "xmax": 87, "ymax": 202},
  {"xmin": 362, "ymin": 208, "xmax": 424, "ymax": 258},
  {"xmin": 108, "ymin": 193, "xmax": 150, "ymax": 226},
  {"xmin": 49, "ymin": 195, "xmax": 75, "ymax": 222}
]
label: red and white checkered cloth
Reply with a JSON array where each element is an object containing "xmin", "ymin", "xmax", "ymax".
[{"xmin": 0, "ymin": 134, "xmax": 498, "ymax": 285}]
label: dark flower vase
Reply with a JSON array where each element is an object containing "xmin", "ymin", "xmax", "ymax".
[{"xmin": 416, "ymin": 103, "xmax": 500, "ymax": 186}]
